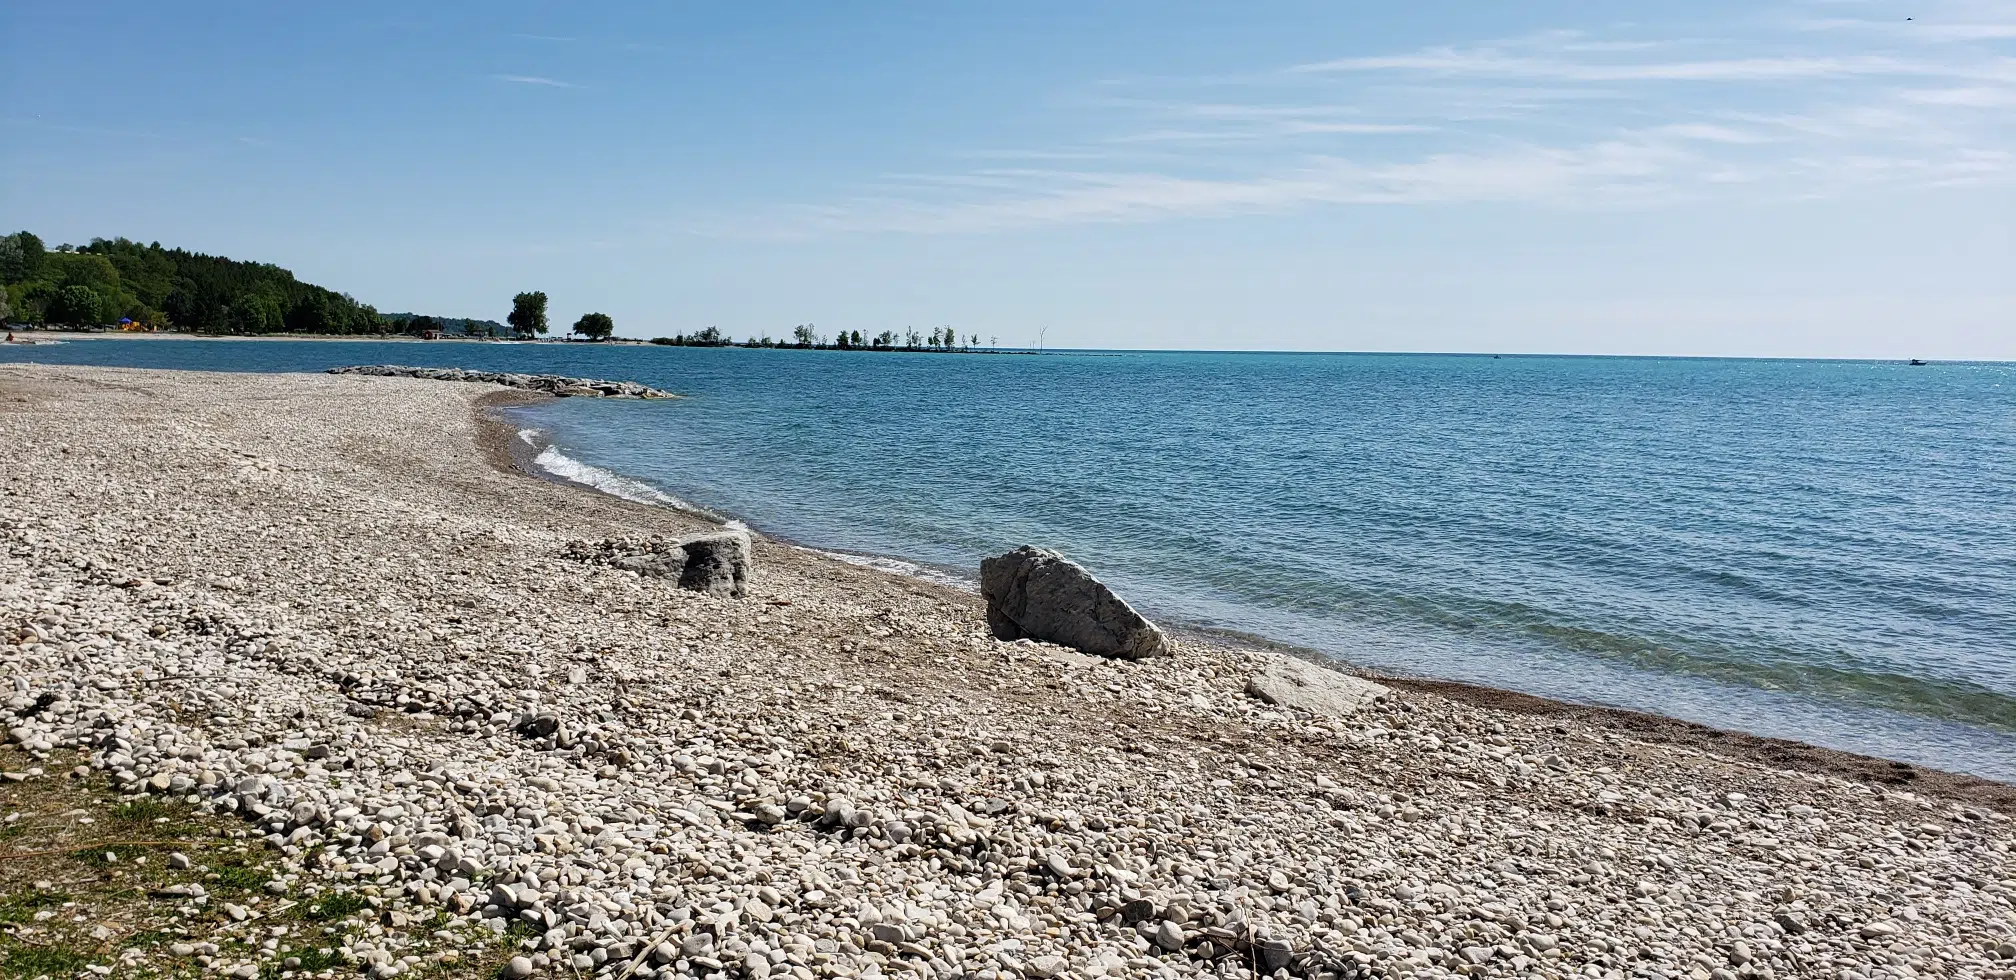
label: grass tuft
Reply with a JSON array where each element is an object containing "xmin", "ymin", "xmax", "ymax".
[
  {"xmin": 0, "ymin": 890, "xmax": 68, "ymax": 925},
  {"xmin": 209, "ymin": 860, "xmax": 270, "ymax": 893},
  {"xmin": 300, "ymin": 892, "xmax": 369, "ymax": 922},
  {"xmin": 0, "ymin": 937, "xmax": 94, "ymax": 980}
]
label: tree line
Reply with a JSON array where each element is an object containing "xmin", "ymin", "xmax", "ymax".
[
  {"xmin": 0, "ymin": 232, "xmax": 392, "ymax": 334},
  {"xmin": 649, "ymin": 324, "xmax": 995, "ymax": 351},
  {"xmin": 0, "ymin": 231, "xmax": 525, "ymax": 337},
  {"xmin": 0, "ymin": 231, "xmax": 992, "ymax": 352},
  {"xmin": 505, "ymin": 291, "xmax": 614, "ymax": 341}
]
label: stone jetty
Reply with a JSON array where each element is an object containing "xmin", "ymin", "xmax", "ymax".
[{"xmin": 327, "ymin": 364, "xmax": 678, "ymax": 399}]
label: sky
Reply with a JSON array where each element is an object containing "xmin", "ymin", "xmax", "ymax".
[{"xmin": 2, "ymin": 1, "xmax": 2012, "ymax": 357}]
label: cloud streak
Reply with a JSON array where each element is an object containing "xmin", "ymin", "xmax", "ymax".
[
  {"xmin": 719, "ymin": 1, "xmax": 2016, "ymax": 237},
  {"xmin": 493, "ymin": 74, "xmax": 578, "ymax": 88}
]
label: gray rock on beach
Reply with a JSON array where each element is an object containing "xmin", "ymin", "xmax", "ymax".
[
  {"xmin": 1245, "ymin": 656, "xmax": 1388, "ymax": 717},
  {"xmin": 675, "ymin": 530, "xmax": 751, "ymax": 597},
  {"xmin": 980, "ymin": 546, "xmax": 1169, "ymax": 659},
  {"xmin": 565, "ymin": 529, "xmax": 751, "ymax": 597}
]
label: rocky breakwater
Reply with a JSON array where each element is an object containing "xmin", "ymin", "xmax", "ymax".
[
  {"xmin": 327, "ymin": 365, "xmax": 678, "ymax": 399},
  {"xmin": 4, "ymin": 365, "xmax": 2015, "ymax": 980}
]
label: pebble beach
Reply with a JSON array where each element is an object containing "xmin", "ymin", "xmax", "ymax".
[{"xmin": 2, "ymin": 364, "xmax": 2012, "ymax": 980}]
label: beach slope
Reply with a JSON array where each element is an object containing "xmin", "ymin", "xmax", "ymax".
[{"xmin": 1, "ymin": 365, "xmax": 2010, "ymax": 980}]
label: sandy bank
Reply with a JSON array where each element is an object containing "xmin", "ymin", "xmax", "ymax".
[{"xmin": 1, "ymin": 364, "xmax": 2011, "ymax": 980}]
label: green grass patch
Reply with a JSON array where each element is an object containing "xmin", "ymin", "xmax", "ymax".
[
  {"xmin": 122, "ymin": 930, "xmax": 178, "ymax": 950},
  {"xmin": 0, "ymin": 890, "xmax": 68, "ymax": 925},
  {"xmin": 0, "ymin": 936, "xmax": 94, "ymax": 979},
  {"xmin": 107, "ymin": 799, "xmax": 177, "ymax": 825},
  {"xmin": 286, "ymin": 947, "xmax": 345, "ymax": 972},
  {"xmin": 208, "ymin": 860, "xmax": 270, "ymax": 894},
  {"xmin": 299, "ymin": 892, "xmax": 369, "ymax": 922}
]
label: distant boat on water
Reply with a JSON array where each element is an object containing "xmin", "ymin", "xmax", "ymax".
[{"xmin": 1909, "ymin": 358, "xmax": 1928, "ymax": 366}]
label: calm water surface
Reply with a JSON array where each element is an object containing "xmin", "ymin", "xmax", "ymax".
[{"xmin": 7, "ymin": 339, "xmax": 2013, "ymax": 780}]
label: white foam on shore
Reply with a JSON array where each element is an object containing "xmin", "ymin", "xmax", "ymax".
[
  {"xmin": 800, "ymin": 547, "xmax": 974, "ymax": 591},
  {"xmin": 532, "ymin": 443, "xmax": 702, "ymax": 512},
  {"xmin": 519, "ymin": 428, "xmax": 955, "ymax": 587}
]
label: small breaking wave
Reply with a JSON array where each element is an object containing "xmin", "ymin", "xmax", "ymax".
[
  {"xmin": 531, "ymin": 442, "xmax": 704, "ymax": 513},
  {"xmin": 522, "ymin": 430, "xmax": 956, "ymax": 587}
]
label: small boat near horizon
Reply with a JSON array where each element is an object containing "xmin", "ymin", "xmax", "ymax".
[{"xmin": 1909, "ymin": 358, "xmax": 1928, "ymax": 366}]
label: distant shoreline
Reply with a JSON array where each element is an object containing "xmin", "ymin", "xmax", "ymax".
[
  {"xmin": 5, "ymin": 330, "xmax": 1067, "ymax": 355},
  {"xmin": 4, "ymin": 330, "xmax": 602, "ymax": 344},
  {"xmin": 5, "ymin": 331, "xmax": 1983, "ymax": 362}
]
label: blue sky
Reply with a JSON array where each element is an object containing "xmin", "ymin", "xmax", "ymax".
[{"xmin": 3, "ymin": 1, "xmax": 2011, "ymax": 357}]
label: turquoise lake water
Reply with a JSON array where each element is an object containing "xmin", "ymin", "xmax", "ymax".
[{"xmin": 6, "ymin": 339, "xmax": 2012, "ymax": 781}]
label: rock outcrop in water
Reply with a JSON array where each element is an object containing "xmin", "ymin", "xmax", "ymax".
[
  {"xmin": 327, "ymin": 364, "xmax": 677, "ymax": 399},
  {"xmin": 980, "ymin": 545, "xmax": 1169, "ymax": 659},
  {"xmin": 562, "ymin": 530, "xmax": 751, "ymax": 597}
]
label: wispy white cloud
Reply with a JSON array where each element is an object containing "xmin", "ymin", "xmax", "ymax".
[
  {"xmin": 717, "ymin": 0, "xmax": 2016, "ymax": 237},
  {"xmin": 1900, "ymin": 84, "xmax": 2016, "ymax": 105},
  {"xmin": 1295, "ymin": 52, "xmax": 1941, "ymax": 82},
  {"xmin": 493, "ymin": 74, "xmax": 578, "ymax": 88}
]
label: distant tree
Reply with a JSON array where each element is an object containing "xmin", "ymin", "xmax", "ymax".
[
  {"xmin": 574, "ymin": 311, "xmax": 615, "ymax": 340},
  {"xmin": 791, "ymin": 324, "xmax": 815, "ymax": 347},
  {"xmin": 407, "ymin": 314, "xmax": 441, "ymax": 335},
  {"xmin": 0, "ymin": 289, "xmax": 11, "ymax": 324},
  {"xmin": 969, "ymin": 333, "xmax": 979, "ymax": 348},
  {"xmin": 223, "ymin": 294, "xmax": 283, "ymax": 334},
  {"xmin": 508, "ymin": 291, "xmax": 549, "ymax": 337},
  {"xmin": 0, "ymin": 233, "xmax": 38, "ymax": 284},
  {"xmin": 873, "ymin": 330, "xmax": 894, "ymax": 348},
  {"xmin": 905, "ymin": 328, "xmax": 922, "ymax": 349},
  {"xmin": 990, "ymin": 336, "xmax": 997, "ymax": 347},
  {"xmin": 48, "ymin": 284, "xmax": 106, "ymax": 325},
  {"xmin": 7, "ymin": 282, "xmax": 52, "ymax": 324}
]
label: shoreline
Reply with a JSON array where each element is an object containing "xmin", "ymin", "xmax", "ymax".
[
  {"xmin": 6, "ymin": 330, "xmax": 531, "ymax": 343},
  {"xmin": 5, "ymin": 331, "xmax": 1063, "ymax": 356},
  {"xmin": 4, "ymin": 364, "xmax": 2012, "ymax": 980},
  {"xmin": 484, "ymin": 397, "xmax": 2014, "ymax": 811}
]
